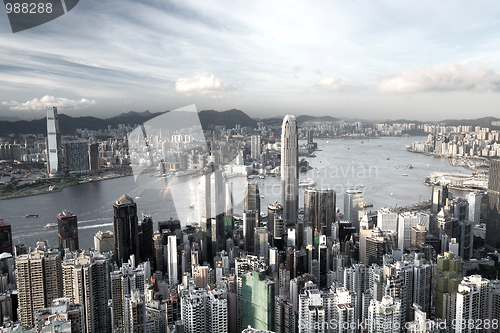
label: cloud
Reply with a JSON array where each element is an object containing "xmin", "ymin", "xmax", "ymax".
[
  {"xmin": 2, "ymin": 95, "xmax": 96, "ymax": 111},
  {"xmin": 175, "ymin": 73, "xmax": 241, "ymax": 95},
  {"xmin": 377, "ymin": 63, "xmax": 500, "ymax": 94},
  {"xmin": 314, "ymin": 77, "xmax": 365, "ymax": 93}
]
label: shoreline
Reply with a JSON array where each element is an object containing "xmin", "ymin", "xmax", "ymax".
[{"xmin": 0, "ymin": 172, "xmax": 132, "ymax": 200}]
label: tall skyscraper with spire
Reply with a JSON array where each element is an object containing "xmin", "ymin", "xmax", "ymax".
[{"xmin": 281, "ymin": 115, "xmax": 298, "ymax": 231}]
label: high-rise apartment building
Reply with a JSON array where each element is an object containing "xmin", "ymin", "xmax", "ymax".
[
  {"xmin": 124, "ymin": 290, "xmax": 145, "ymax": 333},
  {"xmin": 61, "ymin": 252, "xmax": 110, "ymax": 333},
  {"xmin": 57, "ymin": 210, "xmax": 79, "ymax": 252},
  {"xmin": 180, "ymin": 287, "xmax": 228, "ymax": 333},
  {"xmin": 486, "ymin": 159, "xmax": 500, "ymax": 250},
  {"xmin": 455, "ymin": 275, "xmax": 492, "ymax": 333},
  {"xmin": 275, "ymin": 295, "xmax": 294, "ymax": 333},
  {"xmin": 251, "ymin": 135, "xmax": 262, "ymax": 160},
  {"xmin": 15, "ymin": 244, "xmax": 63, "ymax": 327},
  {"xmin": 113, "ymin": 194, "xmax": 140, "ymax": 266},
  {"xmin": 367, "ymin": 296, "xmax": 402, "ymax": 333},
  {"xmin": 281, "ymin": 115, "xmax": 299, "ymax": 229},
  {"xmin": 46, "ymin": 106, "xmax": 62, "ymax": 176}
]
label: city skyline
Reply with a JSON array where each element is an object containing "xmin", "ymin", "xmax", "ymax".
[
  {"xmin": 2, "ymin": 2, "xmax": 500, "ymax": 120},
  {"xmin": 0, "ymin": 111, "xmax": 499, "ymax": 331}
]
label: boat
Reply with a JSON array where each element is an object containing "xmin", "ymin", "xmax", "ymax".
[
  {"xmin": 326, "ymin": 141, "xmax": 329, "ymax": 143},
  {"xmin": 402, "ymin": 174, "xmax": 408, "ymax": 177},
  {"xmin": 135, "ymin": 196, "xmax": 140, "ymax": 199},
  {"xmin": 44, "ymin": 223, "xmax": 57, "ymax": 229},
  {"xmin": 387, "ymin": 158, "xmax": 390, "ymax": 160},
  {"xmin": 189, "ymin": 204, "xmax": 195, "ymax": 209},
  {"xmin": 260, "ymin": 195, "xmax": 264, "ymax": 199},
  {"xmin": 408, "ymin": 165, "xmax": 414, "ymax": 169},
  {"xmin": 299, "ymin": 178, "xmax": 317, "ymax": 187},
  {"xmin": 25, "ymin": 214, "xmax": 38, "ymax": 218},
  {"xmin": 360, "ymin": 185, "xmax": 365, "ymax": 188}
]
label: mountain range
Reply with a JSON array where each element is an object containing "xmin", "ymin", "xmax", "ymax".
[{"xmin": 0, "ymin": 110, "xmax": 498, "ymax": 136}]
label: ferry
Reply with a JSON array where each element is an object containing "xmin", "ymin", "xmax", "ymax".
[
  {"xmin": 44, "ymin": 223, "xmax": 57, "ymax": 229},
  {"xmin": 299, "ymin": 178, "xmax": 317, "ymax": 187}
]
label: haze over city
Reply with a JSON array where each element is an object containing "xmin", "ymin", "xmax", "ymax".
[{"xmin": 2, "ymin": 1, "xmax": 500, "ymax": 120}]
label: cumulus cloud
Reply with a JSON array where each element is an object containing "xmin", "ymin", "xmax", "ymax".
[
  {"xmin": 377, "ymin": 63, "xmax": 500, "ymax": 94},
  {"xmin": 2, "ymin": 95, "xmax": 96, "ymax": 111},
  {"xmin": 314, "ymin": 77, "xmax": 365, "ymax": 93},
  {"xmin": 175, "ymin": 73, "xmax": 240, "ymax": 95}
]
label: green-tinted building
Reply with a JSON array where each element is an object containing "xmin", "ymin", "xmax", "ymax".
[
  {"xmin": 435, "ymin": 251, "xmax": 462, "ymax": 320},
  {"xmin": 224, "ymin": 215, "xmax": 234, "ymax": 235},
  {"xmin": 241, "ymin": 270, "xmax": 275, "ymax": 331}
]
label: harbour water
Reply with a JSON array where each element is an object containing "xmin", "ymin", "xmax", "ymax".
[{"xmin": 0, "ymin": 136, "xmax": 467, "ymax": 250}]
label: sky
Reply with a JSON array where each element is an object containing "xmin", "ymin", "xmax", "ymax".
[{"xmin": 1, "ymin": 0, "xmax": 500, "ymax": 121}]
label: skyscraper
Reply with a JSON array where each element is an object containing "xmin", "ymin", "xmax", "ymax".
[
  {"xmin": 244, "ymin": 183, "xmax": 261, "ymax": 253},
  {"xmin": 486, "ymin": 159, "xmax": 500, "ymax": 250},
  {"xmin": 0, "ymin": 220, "xmax": 13, "ymax": 255},
  {"xmin": 167, "ymin": 235, "xmax": 178, "ymax": 285},
  {"xmin": 57, "ymin": 210, "xmax": 79, "ymax": 252},
  {"xmin": 113, "ymin": 194, "xmax": 140, "ymax": 266},
  {"xmin": 242, "ymin": 270, "xmax": 275, "ymax": 332},
  {"xmin": 344, "ymin": 189, "xmax": 364, "ymax": 230},
  {"xmin": 367, "ymin": 296, "xmax": 402, "ymax": 333},
  {"xmin": 140, "ymin": 215, "xmax": 154, "ymax": 263},
  {"xmin": 46, "ymin": 106, "xmax": 61, "ymax": 176},
  {"xmin": 304, "ymin": 188, "xmax": 336, "ymax": 236},
  {"xmin": 251, "ymin": 135, "xmax": 262, "ymax": 160},
  {"xmin": 63, "ymin": 140, "xmax": 90, "ymax": 174},
  {"xmin": 455, "ymin": 275, "xmax": 492, "ymax": 333},
  {"xmin": 16, "ymin": 244, "xmax": 63, "ymax": 327},
  {"xmin": 281, "ymin": 115, "xmax": 298, "ymax": 231},
  {"xmin": 61, "ymin": 252, "xmax": 110, "ymax": 332},
  {"xmin": 88, "ymin": 142, "xmax": 99, "ymax": 174}
]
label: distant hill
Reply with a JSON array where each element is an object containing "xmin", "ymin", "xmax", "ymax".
[
  {"xmin": 0, "ymin": 111, "xmax": 164, "ymax": 136},
  {"xmin": 439, "ymin": 116, "xmax": 500, "ymax": 128},
  {"xmin": 198, "ymin": 109, "xmax": 257, "ymax": 130},
  {"xmin": 261, "ymin": 115, "xmax": 342, "ymax": 126},
  {"xmin": 1, "ymin": 110, "xmax": 499, "ymax": 137},
  {"xmin": 0, "ymin": 109, "xmax": 257, "ymax": 136}
]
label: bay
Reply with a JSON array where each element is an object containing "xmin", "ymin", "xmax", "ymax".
[{"xmin": 0, "ymin": 136, "xmax": 467, "ymax": 250}]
